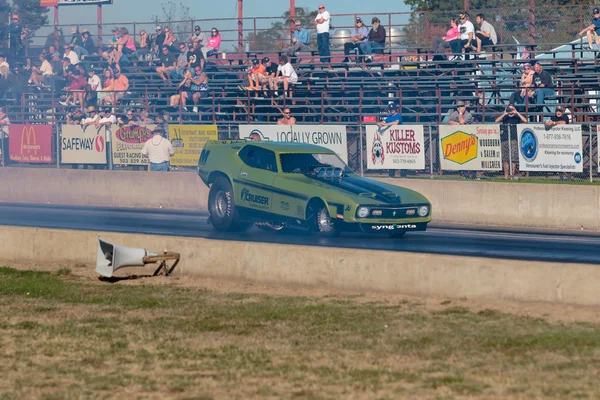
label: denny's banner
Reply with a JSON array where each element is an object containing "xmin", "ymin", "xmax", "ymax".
[
  {"xmin": 169, "ymin": 125, "xmax": 218, "ymax": 166},
  {"xmin": 365, "ymin": 125, "xmax": 425, "ymax": 170},
  {"xmin": 438, "ymin": 125, "xmax": 502, "ymax": 171},
  {"xmin": 9, "ymin": 124, "xmax": 53, "ymax": 163},
  {"xmin": 111, "ymin": 124, "xmax": 156, "ymax": 166}
]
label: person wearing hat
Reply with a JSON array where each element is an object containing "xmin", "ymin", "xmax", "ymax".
[
  {"xmin": 81, "ymin": 29, "xmax": 95, "ymax": 55},
  {"xmin": 509, "ymin": 63, "xmax": 535, "ymax": 108},
  {"xmin": 448, "ymin": 100, "xmax": 474, "ymax": 125},
  {"xmin": 81, "ymin": 106, "xmax": 100, "ymax": 128},
  {"xmin": 8, "ymin": 14, "xmax": 22, "ymax": 58},
  {"xmin": 579, "ymin": 8, "xmax": 600, "ymax": 50},
  {"xmin": 495, "ymin": 103, "xmax": 526, "ymax": 180},
  {"xmin": 450, "ymin": 12, "xmax": 475, "ymax": 60},
  {"xmin": 377, "ymin": 103, "xmax": 404, "ymax": 178},
  {"xmin": 359, "ymin": 17, "xmax": 386, "ymax": 63},
  {"xmin": 191, "ymin": 26, "xmax": 207, "ymax": 47},
  {"xmin": 141, "ymin": 128, "xmax": 175, "ymax": 172},
  {"xmin": 283, "ymin": 20, "xmax": 311, "ymax": 59},
  {"xmin": 261, "ymin": 56, "xmax": 279, "ymax": 89},
  {"xmin": 153, "ymin": 26, "xmax": 166, "ymax": 55},
  {"xmin": 342, "ymin": 17, "xmax": 369, "ymax": 63},
  {"xmin": 243, "ymin": 58, "xmax": 266, "ymax": 91},
  {"xmin": 544, "ymin": 105, "xmax": 569, "ymax": 128}
]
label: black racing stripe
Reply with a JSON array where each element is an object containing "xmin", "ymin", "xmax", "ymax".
[
  {"xmin": 233, "ymin": 179, "xmax": 309, "ymax": 201},
  {"xmin": 318, "ymin": 176, "xmax": 402, "ymax": 204}
]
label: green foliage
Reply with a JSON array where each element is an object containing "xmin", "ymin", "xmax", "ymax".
[
  {"xmin": 246, "ymin": 7, "xmax": 318, "ymax": 52},
  {"xmin": 151, "ymin": 1, "xmax": 192, "ymax": 39},
  {"xmin": 0, "ymin": 0, "xmax": 48, "ymax": 47}
]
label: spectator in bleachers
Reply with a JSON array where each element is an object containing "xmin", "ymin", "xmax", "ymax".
[
  {"xmin": 431, "ymin": 19, "xmax": 459, "ymax": 60},
  {"xmin": 191, "ymin": 26, "xmax": 207, "ymax": 48},
  {"xmin": 81, "ymin": 30, "xmax": 95, "ymax": 55},
  {"xmin": 97, "ymin": 107, "xmax": 117, "ymax": 127},
  {"xmin": 86, "ymin": 68, "xmax": 101, "ymax": 106},
  {"xmin": 578, "ymin": 8, "xmax": 600, "ymax": 51},
  {"xmin": 532, "ymin": 62, "xmax": 554, "ymax": 107},
  {"xmin": 0, "ymin": 56, "xmax": 9, "ymax": 79},
  {"xmin": 100, "ymin": 69, "xmax": 129, "ymax": 106},
  {"xmin": 162, "ymin": 27, "xmax": 178, "ymax": 53},
  {"xmin": 8, "ymin": 14, "xmax": 22, "ymax": 58},
  {"xmin": 509, "ymin": 63, "xmax": 535, "ymax": 109},
  {"xmin": 47, "ymin": 45, "xmax": 60, "ymax": 59},
  {"xmin": 170, "ymin": 42, "xmax": 190, "ymax": 81},
  {"xmin": 112, "ymin": 28, "xmax": 136, "ymax": 66},
  {"xmin": 136, "ymin": 110, "xmax": 154, "ymax": 125},
  {"xmin": 269, "ymin": 55, "xmax": 298, "ymax": 97},
  {"xmin": 155, "ymin": 112, "xmax": 169, "ymax": 133},
  {"xmin": 45, "ymin": 26, "xmax": 66, "ymax": 50},
  {"xmin": 314, "ymin": 4, "xmax": 331, "ymax": 63},
  {"xmin": 342, "ymin": 17, "xmax": 369, "ymax": 63},
  {"xmin": 495, "ymin": 103, "xmax": 526, "ymax": 180},
  {"xmin": 544, "ymin": 105, "xmax": 569, "ymax": 128},
  {"xmin": 186, "ymin": 41, "xmax": 204, "ymax": 70},
  {"xmin": 60, "ymin": 69, "xmax": 87, "ymax": 107},
  {"xmin": 170, "ymin": 70, "xmax": 191, "ymax": 107},
  {"xmin": 133, "ymin": 30, "xmax": 150, "ymax": 61},
  {"xmin": 277, "ymin": 107, "xmax": 297, "ymax": 125},
  {"xmin": 202, "ymin": 28, "xmax": 221, "ymax": 59},
  {"xmin": 67, "ymin": 108, "xmax": 85, "ymax": 125},
  {"xmin": 69, "ymin": 27, "xmax": 87, "ymax": 58},
  {"xmin": 30, "ymin": 54, "xmax": 53, "ymax": 87},
  {"xmin": 102, "ymin": 27, "xmax": 121, "ymax": 63},
  {"xmin": 474, "ymin": 14, "xmax": 498, "ymax": 54},
  {"xmin": 360, "ymin": 17, "xmax": 386, "ymax": 63},
  {"xmin": 63, "ymin": 44, "xmax": 80, "ymax": 65},
  {"xmin": 450, "ymin": 12, "xmax": 474, "ymax": 61},
  {"xmin": 81, "ymin": 105, "xmax": 99, "ymax": 127},
  {"xmin": 156, "ymin": 46, "xmax": 177, "ymax": 85},
  {"xmin": 283, "ymin": 21, "xmax": 311, "ymax": 59},
  {"xmin": 448, "ymin": 100, "xmax": 473, "ymax": 124},
  {"xmin": 153, "ymin": 26, "xmax": 166, "ymax": 55},
  {"xmin": 180, "ymin": 66, "xmax": 208, "ymax": 113},
  {"xmin": 243, "ymin": 58, "xmax": 264, "ymax": 91},
  {"xmin": 62, "ymin": 56, "xmax": 76, "ymax": 76}
]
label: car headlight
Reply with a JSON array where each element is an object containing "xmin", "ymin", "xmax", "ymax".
[
  {"xmin": 418, "ymin": 205, "xmax": 429, "ymax": 217},
  {"xmin": 356, "ymin": 206, "xmax": 369, "ymax": 218}
]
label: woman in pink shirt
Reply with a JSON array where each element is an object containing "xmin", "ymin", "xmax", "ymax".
[
  {"xmin": 108, "ymin": 27, "xmax": 136, "ymax": 67},
  {"xmin": 202, "ymin": 27, "xmax": 222, "ymax": 58},
  {"xmin": 431, "ymin": 19, "xmax": 459, "ymax": 59}
]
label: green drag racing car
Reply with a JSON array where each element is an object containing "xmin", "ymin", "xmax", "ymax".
[{"xmin": 197, "ymin": 140, "xmax": 432, "ymax": 237}]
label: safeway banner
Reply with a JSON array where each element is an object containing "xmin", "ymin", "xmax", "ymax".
[
  {"xmin": 169, "ymin": 125, "xmax": 218, "ymax": 166},
  {"xmin": 366, "ymin": 125, "xmax": 425, "ymax": 170},
  {"xmin": 9, "ymin": 124, "xmax": 53, "ymax": 163},
  {"xmin": 238, "ymin": 125, "xmax": 348, "ymax": 163},
  {"xmin": 438, "ymin": 125, "xmax": 502, "ymax": 171},
  {"xmin": 111, "ymin": 124, "xmax": 155, "ymax": 166},
  {"xmin": 518, "ymin": 124, "xmax": 582, "ymax": 172},
  {"xmin": 60, "ymin": 125, "xmax": 107, "ymax": 164}
]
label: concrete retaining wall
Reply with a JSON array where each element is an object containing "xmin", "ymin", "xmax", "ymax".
[
  {"xmin": 1, "ymin": 168, "xmax": 598, "ymax": 231},
  {"xmin": 1, "ymin": 226, "xmax": 598, "ymax": 306}
]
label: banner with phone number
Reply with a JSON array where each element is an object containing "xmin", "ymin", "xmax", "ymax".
[
  {"xmin": 111, "ymin": 124, "xmax": 156, "ymax": 166},
  {"xmin": 168, "ymin": 125, "xmax": 218, "ymax": 166},
  {"xmin": 518, "ymin": 124, "xmax": 582, "ymax": 172}
]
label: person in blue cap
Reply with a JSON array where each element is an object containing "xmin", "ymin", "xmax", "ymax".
[{"xmin": 377, "ymin": 103, "xmax": 405, "ymax": 177}]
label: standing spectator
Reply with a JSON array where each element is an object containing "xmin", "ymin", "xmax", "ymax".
[
  {"xmin": 141, "ymin": 128, "xmax": 175, "ymax": 171},
  {"xmin": 532, "ymin": 62, "xmax": 554, "ymax": 107},
  {"xmin": 474, "ymin": 14, "xmax": 498, "ymax": 53},
  {"xmin": 156, "ymin": 46, "xmax": 177, "ymax": 85},
  {"xmin": 0, "ymin": 107, "xmax": 9, "ymax": 167},
  {"xmin": 342, "ymin": 17, "xmax": 369, "ymax": 63},
  {"xmin": 360, "ymin": 17, "xmax": 386, "ymax": 63},
  {"xmin": 448, "ymin": 100, "xmax": 474, "ymax": 124},
  {"xmin": 495, "ymin": 104, "xmax": 527, "ymax": 179},
  {"xmin": 202, "ymin": 28, "xmax": 222, "ymax": 59},
  {"xmin": 314, "ymin": 4, "xmax": 331, "ymax": 63},
  {"xmin": 377, "ymin": 103, "xmax": 404, "ymax": 177},
  {"xmin": 8, "ymin": 14, "xmax": 22, "ymax": 59},
  {"xmin": 283, "ymin": 21, "xmax": 311, "ymax": 59},
  {"xmin": 431, "ymin": 19, "xmax": 460, "ymax": 60},
  {"xmin": 30, "ymin": 54, "xmax": 53, "ymax": 87},
  {"xmin": 277, "ymin": 107, "xmax": 297, "ymax": 125},
  {"xmin": 191, "ymin": 26, "xmax": 207, "ymax": 48},
  {"xmin": 170, "ymin": 43, "xmax": 190, "ymax": 81},
  {"xmin": 509, "ymin": 63, "xmax": 535, "ymax": 109},
  {"xmin": 269, "ymin": 55, "xmax": 298, "ymax": 96},
  {"xmin": 578, "ymin": 8, "xmax": 600, "ymax": 50},
  {"xmin": 450, "ymin": 12, "xmax": 474, "ymax": 61}
]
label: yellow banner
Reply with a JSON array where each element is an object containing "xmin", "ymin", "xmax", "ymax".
[{"xmin": 169, "ymin": 125, "xmax": 218, "ymax": 166}]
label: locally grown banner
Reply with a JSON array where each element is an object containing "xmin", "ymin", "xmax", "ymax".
[
  {"xmin": 60, "ymin": 125, "xmax": 107, "ymax": 164},
  {"xmin": 438, "ymin": 124, "xmax": 502, "ymax": 171},
  {"xmin": 365, "ymin": 125, "xmax": 425, "ymax": 170},
  {"xmin": 168, "ymin": 125, "xmax": 219, "ymax": 166},
  {"xmin": 238, "ymin": 125, "xmax": 348, "ymax": 163},
  {"xmin": 9, "ymin": 124, "xmax": 53, "ymax": 163},
  {"xmin": 111, "ymin": 124, "xmax": 156, "ymax": 166},
  {"xmin": 518, "ymin": 124, "xmax": 583, "ymax": 172}
]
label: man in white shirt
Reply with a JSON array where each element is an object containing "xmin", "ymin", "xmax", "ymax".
[
  {"xmin": 87, "ymin": 69, "xmax": 102, "ymax": 92},
  {"xmin": 141, "ymin": 128, "xmax": 175, "ymax": 171},
  {"xmin": 30, "ymin": 54, "xmax": 53, "ymax": 87},
  {"xmin": 82, "ymin": 106, "xmax": 100, "ymax": 128},
  {"xmin": 63, "ymin": 44, "xmax": 80, "ymax": 65},
  {"xmin": 474, "ymin": 13, "xmax": 498, "ymax": 53},
  {"xmin": 314, "ymin": 4, "xmax": 331, "ymax": 63},
  {"xmin": 450, "ymin": 12, "xmax": 475, "ymax": 60},
  {"xmin": 269, "ymin": 55, "xmax": 298, "ymax": 96},
  {"xmin": 0, "ymin": 55, "xmax": 9, "ymax": 79}
]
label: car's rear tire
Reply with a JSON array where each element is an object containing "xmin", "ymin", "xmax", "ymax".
[
  {"xmin": 388, "ymin": 230, "xmax": 407, "ymax": 238},
  {"xmin": 307, "ymin": 200, "xmax": 340, "ymax": 237},
  {"xmin": 208, "ymin": 177, "xmax": 252, "ymax": 232}
]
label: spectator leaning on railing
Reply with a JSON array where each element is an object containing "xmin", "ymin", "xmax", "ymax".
[{"xmin": 448, "ymin": 100, "xmax": 473, "ymax": 125}]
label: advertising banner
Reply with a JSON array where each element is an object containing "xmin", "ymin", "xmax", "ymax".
[
  {"xmin": 518, "ymin": 124, "xmax": 583, "ymax": 172},
  {"xmin": 60, "ymin": 125, "xmax": 107, "ymax": 164},
  {"xmin": 365, "ymin": 125, "xmax": 425, "ymax": 170},
  {"xmin": 56, "ymin": 0, "xmax": 113, "ymax": 5},
  {"xmin": 9, "ymin": 124, "xmax": 53, "ymax": 163},
  {"xmin": 40, "ymin": 0, "xmax": 58, "ymax": 6},
  {"xmin": 169, "ymin": 125, "xmax": 218, "ymax": 166},
  {"xmin": 438, "ymin": 125, "xmax": 502, "ymax": 171},
  {"xmin": 238, "ymin": 125, "xmax": 348, "ymax": 163},
  {"xmin": 111, "ymin": 124, "xmax": 156, "ymax": 166}
]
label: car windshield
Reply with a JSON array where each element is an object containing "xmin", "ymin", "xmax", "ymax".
[{"xmin": 280, "ymin": 153, "xmax": 353, "ymax": 174}]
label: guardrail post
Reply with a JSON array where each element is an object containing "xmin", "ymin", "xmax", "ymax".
[
  {"xmin": 590, "ymin": 124, "xmax": 593, "ymax": 183},
  {"xmin": 429, "ymin": 125, "xmax": 433, "ymax": 178},
  {"xmin": 106, "ymin": 126, "xmax": 113, "ymax": 171},
  {"xmin": 359, "ymin": 123, "xmax": 364, "ymax": 177}
]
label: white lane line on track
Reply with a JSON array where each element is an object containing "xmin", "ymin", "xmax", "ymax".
[{"xmin": 428, "ymin": 228, "xmax": 600, "ymax": 244}]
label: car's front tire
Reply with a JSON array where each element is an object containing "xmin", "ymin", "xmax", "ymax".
[
  {"xmin": 208, "ymin": 177, "xmax": 252, "ymax": 232},
  {"xmin": 307, "ymin": 200, "xmax": 340, "ymax": 237}
]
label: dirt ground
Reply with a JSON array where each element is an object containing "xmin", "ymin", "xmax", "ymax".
[{"xmin": 14, "ymin": 261, "xmax": 600, "ymax": 324}]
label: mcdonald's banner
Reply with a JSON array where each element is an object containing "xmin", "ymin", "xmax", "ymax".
[
  {"xmin": 61, "ymin": 125, "xmax": 107, "ymax": 164},
  {"xmin": 9, "ymin": 124, "xmax": 53, "ymax": 163},
  {"xmin": 168, "ymin": 124, "xmax": 218, "ymax": 166},
  {"xmin": 111, "ymin": 124, "xmax": 156, "ymax": 166}
]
